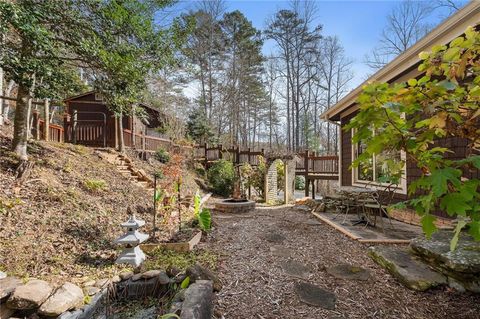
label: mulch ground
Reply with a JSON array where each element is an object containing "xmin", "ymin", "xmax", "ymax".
[{"xmin": 208, "ymin": 205, "xmax": 480, "ymax": 319}]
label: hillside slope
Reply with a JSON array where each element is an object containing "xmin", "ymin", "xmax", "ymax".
[{"xmin": 0, "ymin": 131, "xmax": 196, "ymax": 284}]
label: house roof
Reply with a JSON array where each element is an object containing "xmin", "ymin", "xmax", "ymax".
[
  {"xmin": 63, "ymin": 91, "xmax": 96, "ymax": 102},
  {"xmin": 321, "ymin": 1, "xmax": 480, "ymax": 122}
]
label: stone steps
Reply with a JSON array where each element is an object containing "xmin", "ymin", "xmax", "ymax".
[{"xmin": 368, "ymin": 246, "xmax": 446, "ymax": 291}]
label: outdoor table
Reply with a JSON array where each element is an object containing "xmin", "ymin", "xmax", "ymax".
[{"xmin": 336, "ymin": 186, "xmax": 377, "ymax": 226}]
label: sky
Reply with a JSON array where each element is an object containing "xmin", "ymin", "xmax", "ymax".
[{"xmin": 169, "ymin": 0, "xmax": 461, "ymax": 94}]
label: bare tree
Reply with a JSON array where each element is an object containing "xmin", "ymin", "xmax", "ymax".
[{"xmin": 364, "ymin": 0, "xmax": 432, "ymax": 70}]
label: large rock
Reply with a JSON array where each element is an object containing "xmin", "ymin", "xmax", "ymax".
[
  {"xmin": 294, "ymin": 282, "xmax": 336, "ymax": 310},
  {"xmin": 180, "ymin": 280, "xmax": 213, "ymax": 319},
  {"xmin": 6, "ymin": 279, "xmax": 53, "ymax": 310},
  {"xmin": 410, "ymin": 231, "xmax": 480, "ymax": 292},
  {"xmin": 368, "ymin": 246, "xmax": 446, "ymax": 291},
  {"xmin": 0, "ymin": 276, "xmax": 22, "ymax": 300},
  {"xmin": 38, "ymin": 282, "xmax": 84, "ymax": 317},
  {"xmin": 186, "ymin": 264, "xmax": 222, "ymax": 292}
]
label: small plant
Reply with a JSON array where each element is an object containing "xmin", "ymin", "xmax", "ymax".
[
  {"xmin": 207, "ymin": 159, "xmax": 234, "ymax": 197},
  {"xmin": 155, "ymin": 148, "xmax": 170, "ymax": 164},
  {"xmin": 193, "ymin": 193, "xmax": 211, "ymax": 231},
  {"xmin": 295, "ymin": 176, "xmax": 305, "ymax": 190},
  {"xmin": 83, "ymin": 179, "xmax": 107, "ymax": 192}
]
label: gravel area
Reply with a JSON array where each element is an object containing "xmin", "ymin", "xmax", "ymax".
[{"xmin": 209, "ymin": 205, "xmax": 480, "ymax": 319}]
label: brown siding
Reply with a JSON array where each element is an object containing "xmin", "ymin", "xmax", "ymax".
[{"xmin": 340, "ymin": 114, "xmax": 355, "ymax": 187}]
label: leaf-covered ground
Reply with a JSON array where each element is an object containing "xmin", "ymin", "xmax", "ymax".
[
  {"xmin": 209, "ymin": 204, "xmax": 480, "ymax": 319},
  {"xmin": 0, "ymin": 130, "xmax": 198, "ymax": 285}
]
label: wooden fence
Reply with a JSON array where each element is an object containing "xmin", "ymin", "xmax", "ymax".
[
  {"xmin": 32, "ymin": 111, "xmax": 64, "ymax": 143},
  {"xmin": 194, "ymin": 144, "xmax": 339, "ymax": 180},
  {"xmin": 123, "ymin": 129, "xmax": 192, "ymax": 155}
]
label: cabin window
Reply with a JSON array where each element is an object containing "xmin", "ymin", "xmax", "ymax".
[{"xmin": 351, "ymin": 128, "xmax": 407, "ymax": 192}]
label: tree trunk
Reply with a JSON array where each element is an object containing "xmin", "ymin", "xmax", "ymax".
[
  {"xmin": 0, "ymin": 66, "xmax": 4, "ymax": 126},
  {"xmin": 12, "ymin": 84, "xmax": 31, "ymax": 160},
  {"xmin": 117, "ymin": 114, "xmax": 124, "ymax": 153}
]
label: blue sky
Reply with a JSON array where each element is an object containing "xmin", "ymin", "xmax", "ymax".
[{"xmin": 171, "ymin": 0, "xmax": 459, "ymax": 90}]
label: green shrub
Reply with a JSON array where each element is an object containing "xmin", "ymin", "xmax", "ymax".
[
  {"xmin": 207, "ymin": 159, "xmax": 234, "ymax": 197},
  {"xmin": 295, "ymin": 176, "xmax": 305, "ymax": 190},
  {"xmin": 155, "ymin": 148, "xmax": 170, "ymax": 163},
  {"xmin": 83, "ymin": 179, "xmax": 107, "ymax": 192}
]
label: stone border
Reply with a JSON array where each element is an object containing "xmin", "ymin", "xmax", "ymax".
[{"xmin": 0, "ymin": 267, "xmax": 214, "ymax": 319}]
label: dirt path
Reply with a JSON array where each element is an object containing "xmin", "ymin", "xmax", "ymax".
[{"xmin": 208, "ymin": 205, "xmax": 480, "ymax": 319}]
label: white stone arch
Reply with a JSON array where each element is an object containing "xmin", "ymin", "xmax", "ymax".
[{"xmin": 264, "ymin": 156, "xmax": 298, "ymax": 205}]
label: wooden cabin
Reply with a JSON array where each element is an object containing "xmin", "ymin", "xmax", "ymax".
[
  {"xmin": 321, "ymin": 2, "xmax": 480, "ymax": 220},
  {"xmin": 63, "ymin": 91, "xmax": 163, "ymax": 148}
]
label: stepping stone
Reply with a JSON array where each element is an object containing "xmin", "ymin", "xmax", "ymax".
[
  {"xmin": 326, "ymin": 264, "xmax": 371, "ymax": 281},
  {"xmin": 294, "ymin": 282, "xmax": 336, "ymax": 310},
  {"xmin": 410, "ymin": 231, "xmax": 480, "ymax": 292},
  {"xmin": 368, "ymin": 246, "xmax": 446, "ymax": 291},
  {"xmin": 270, "ymin": 245, "xmax": 294, "ymax": 258},
  {"xmin": 280, "ymin": 260, "xmax": 311, "ymax": 279},
  {"xmin": 264, "ymin": 232, "xmax": 286, "ymax": 243}
]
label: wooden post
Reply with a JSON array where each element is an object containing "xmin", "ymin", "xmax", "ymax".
[
  {"xmin": 247, "ymin": 148, "xmax": 251, "ymax": 165},
  {"xmin": 43, "ymin": 99, "xmax": 50, "ymax": 141},
  {"xmin": 63, "ymin": 113, "xmax": 70, "ymax": 142},
  {"xmin": 32, "ymin": 110, "xmax": 40, "ymax": 140},
  {"xmin": 284, "ymin": 161, "xmax": 288, "ymax": 203},
  {"xmin": 236, "ymin": 146, "xmax": 240, "ymax": 165},
  {"xmin": 218, "ymin": 144, "xmax": 223, "ymax": 159},
  {"xmin": 204, "ymin": 143, "xmax": 208, "ymax": 168},
  {"xmin": 141, "ymin": 130, "xmax": 146, "ymax": 158},
  {"xmin": 72, "ymin": 110, "xmax": 78, "ymax": 144},
  {"xmin": 305, "ymin": 150, "xmax": 310, "ymax": 197},
  {"xmin": 131, "ymin": 115, "xmax": 135, "ymax": 149}
]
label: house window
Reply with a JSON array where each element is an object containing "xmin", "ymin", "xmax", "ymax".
[{"xmin": 351, "ymin": 129, "xmax": 407, "ymax": 192}]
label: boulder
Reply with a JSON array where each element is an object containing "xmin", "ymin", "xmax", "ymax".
[
  {"xmin": 180, "ymin": 280, "xmax": 213, "ymax": 319},
  {"xmin": 410, "ymin": 231, "xmax": 480, "ymax": 292},
  {"xmin": 39, "ymin": 282, "xmax": 84, "ymax": 317},
  {"xmin": 186, "ymin": 264, "xmax": 222, "ymax": 292},
  {"xmin": 94, "ymin": 278, "xmax": 110, "ymax": 288},
  {"xmin": 7, "ymin": 279, "xmax": 53, "ymax": 310},
  {"xmin": 0, "ymin": 271, "xmax": 6, "ymax": 279},
  {"xmin": 368, "ymin": 246, "xmax": 446, "ymax": 291},
  {"xmin": 0, "ymin": 276, "xmax": 22, "ymax": 300}
]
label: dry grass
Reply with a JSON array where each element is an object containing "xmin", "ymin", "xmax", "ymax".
[{"xmin": 0, "ymin": 134, "xmax": 197, "ymax": 285}]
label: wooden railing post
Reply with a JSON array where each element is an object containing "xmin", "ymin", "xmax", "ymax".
[
  {"xmin": 43, "ymin": 99, "xmax": 50, "ymax": 141},
  {"xmin": 247, "ymin": 148, "xmax": 251, "ymax": 165},
  {"xmin": 218, "ymin": 144, "xmax": 223, "ymax": 159},
  {"xmin": 63, "ymin": 113, "xmax": 70, "ymax": 142},
  {"xmin": 204, "ymin": 143, "xmax": 208, "ymax": 168},
  {"xmin": 32, "ymin": 110, "xmax": 40, "ymax": 140},
  {"xmin": 304, "ymin": 149, "xmax": 310, "ymax": 197}
]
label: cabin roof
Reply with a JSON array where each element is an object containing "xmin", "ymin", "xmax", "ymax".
[{"xmin": 321, "ymin": 1, "xmax": 480, "ymax": 122}]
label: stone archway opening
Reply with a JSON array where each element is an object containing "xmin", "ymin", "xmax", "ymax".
[{"xmin": 263, "ymin": 156, "xmax": 298, "ymax": 205}]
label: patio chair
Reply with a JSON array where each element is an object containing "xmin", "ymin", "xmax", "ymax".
[{"xmin": 363, "ymin": 183, "xmax": 397, "ymax": 232}]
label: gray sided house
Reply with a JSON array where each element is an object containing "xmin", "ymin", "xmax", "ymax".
[{"xmin": 321, "ymin": 2, "xmax": 480, "ymax": 219}]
